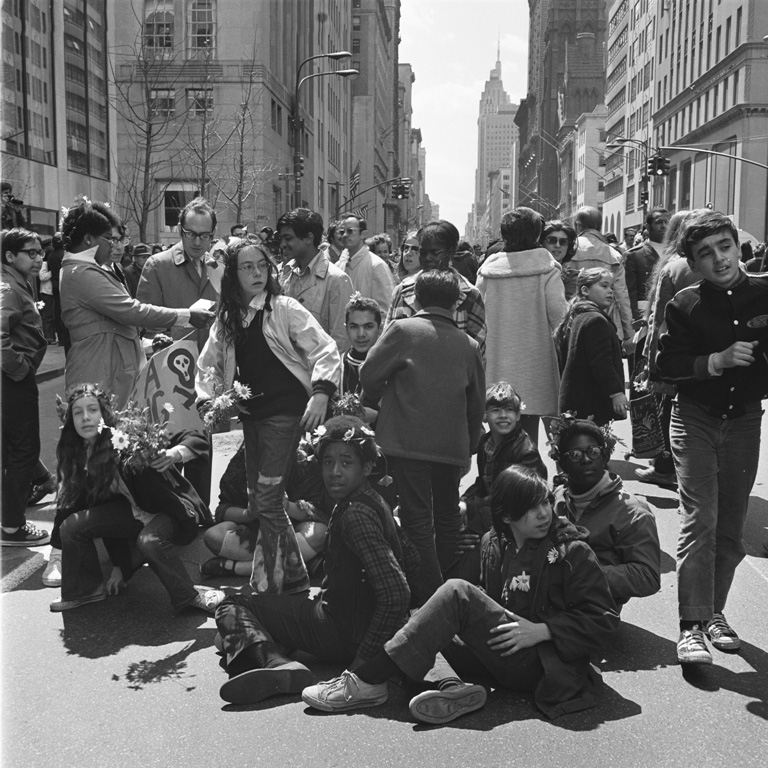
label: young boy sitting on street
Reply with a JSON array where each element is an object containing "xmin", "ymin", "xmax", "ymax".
[
  {"xmin": 341, "ymin": 294, "xmax": 382, "ymax": 424},
  {"xmin": 454, "ymin": 382, "xmax": 547, "ymax": 582},
  {"xmin": 549, "ymin": 415, "xmax": 661, "ymax": 610},
  {"xmin": 214, "ymin": 416, "xmax": 414, "ymax": 705},
  {"xmin": 656, "ymin": 209, "xmax": 768, "ymax": 664}
]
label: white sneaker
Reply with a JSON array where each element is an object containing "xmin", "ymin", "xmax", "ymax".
[
  {"xmin": 302, "ymin": 670, "xmax": 388, "ymax": 712},
  {"xmin": 42, "ymin": 552, "xmax": 62, "ymax": 588}
]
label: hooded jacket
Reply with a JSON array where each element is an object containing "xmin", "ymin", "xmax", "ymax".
[
  {"xmin": 481, "ymin": 517, "xmax": 620, "ymax": 719},
  {"xmin": 476, "ymin": 248, "xmax": 567, "ymax": 415},
  {"xmin": 556, "ymin": 300, "xmax": 625, "ymax": 426},
  {"xmin": 554, "ymin": 473, "xmax": 661, "ymax": 606}
]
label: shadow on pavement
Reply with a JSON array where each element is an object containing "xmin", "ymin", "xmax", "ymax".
[
  {"xmin": 601, "ymin": 621, "xmax": 678, "ymax": 673},
  {"xmin": 744, "ymin": 495, "xmax": 768, "ymax": 557}
]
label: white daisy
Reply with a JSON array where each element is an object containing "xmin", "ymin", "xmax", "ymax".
[
  {"xmin": 547, "ymin": 548, "xmax": 558, "ymax": 564},
  {"xmin": 232, "ymin": 381, "xmax": 252, "ymax": 400},
  {"xmin": 110, "ymin": 430, "xmax": 129, "ymax": 451}
]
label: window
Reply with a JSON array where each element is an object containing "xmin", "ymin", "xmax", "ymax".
[
  {"xmin": 149, "ymin": 89, "xmax": 175, "ymax": 118},
  {"xmin": 352, "ymin": 38, "xmax": 360, "ymax": 54},
  {"xmin": 352, "ymin": 15, "xmax": 361, "ymax": 30},
  {"xmin": 270, "ymin": 98, "xmax": 282, "ymax": 135},
  {"xmin": 189, "ymin": 0, "xmax": 215, "ymax": 57},
  {"xmin": 318, "ymin": 177, "xmax": 324, "ymax": 209},
  {"xmin": 163, "ymin": 185, "xmax": 199, "ymax": 230},
  {"xmin": 186, "ymin": 87, "xmax": 212, "ymax": 116},
  {"xmin": 144, "ymin": 1, "xmax": 174, "ymax": 55}
]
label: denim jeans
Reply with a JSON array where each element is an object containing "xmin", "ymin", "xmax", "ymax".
[
  {"xmin": 242, "ymin": 415, "xmax": 308, "ymax": 594},
  {"xmin": 59, "ymin": 501, "xmax": 198, "ymax": 610},
  {"xmin": 385, "ymin": 579, "xmax": 543, "ymax": 692},
  {"xmin": 1, "ymin": 372, "xmax": 40, "ymax": 529},
  {"xmin": 670, "ymin": 398, "xmax": 762, "ymax": 621},
  {"xmin": 215, "ymin": 591, "xmax": 357, "ymax": 668},
  {"xmin": 390, "ymin": 457, "xmax": 463, "ymax": 606}
]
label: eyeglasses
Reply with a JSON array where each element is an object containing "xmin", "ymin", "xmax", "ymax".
[
  {"xmin": 238, "ymin": 261, "xmax": 270, "ymax": 274},
  {"xmin": 403, "ymin": 244, "xmax": 419, "ymax": 252},
  {"xmin": 95, "ymin": 235, "xmax": 120, "ymax": 246},
  {"xmin": 180, "ymin": 227, "xmax": 215, "ymax": 243},
  {"xmin": 341, "ymin": 228, "xmax": 360, "ymax": 235},
  {"xmin": 545, "ymin": 236, "xmax": 570, "ymax": 247},
  {"xmin": 562, "ymin": 445, "xmax": 603, "ymax": 463},
  {"xmin": 17, "ymin": 248, "xmax": 44, "ymax": 258}
]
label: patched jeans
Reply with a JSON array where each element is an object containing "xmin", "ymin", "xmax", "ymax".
[
  {"xmin": 670, "ymin": 398, "xmax": 762, "ymax": 621},
  {"xmin": 242, "ymin": 415, "xmax": 308, "ymax": 594}
]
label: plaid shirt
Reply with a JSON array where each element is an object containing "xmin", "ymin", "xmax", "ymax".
[
  {"xmin": 385, "ymin": 268, "xmax": 486, "ymax": 360},
  {"xmin": 322, "ymin": 483, "xmax": 411, "ymax": 660}
]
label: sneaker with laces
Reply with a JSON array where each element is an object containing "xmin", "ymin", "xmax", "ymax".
[
  {"xmin": 409, "ymin": 682, "xmax": 487, "ymax": 725},
  {"xmin": 706, "ymin": 613, "xmax": 741, "ymax": 651},
  {"xmin": 42, "ymin": 552, "xmax": 62, "ymax": 587},
  {"xmin": 1, "ymin": 522, "xmax": 51, "ymax": 547},
  {"xmin": 190, "ymin": 586, "xmax": 225, "ymax": 614},
  {"xmin": 677, "ymin": 626, "xmax": 713, "ymax": 664},
  {"xmin": 301, "ymin": 670, "xmax": 388, "ymax": 712}
]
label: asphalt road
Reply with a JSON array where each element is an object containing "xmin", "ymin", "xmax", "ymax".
[{"xmin": 2, "ymin": 372, "xmax": 767, "ymax": 768}]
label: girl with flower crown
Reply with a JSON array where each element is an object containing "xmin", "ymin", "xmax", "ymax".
[
  {"xmin": 47, "ymin": 383, "xmax": 223, "ymax": 614},
  {"xmin": 302, "ymin": 465, "xmax": 619, "ymax": 724},
  {"xmin": 196, "ymin": 238, "xmax": 341, "ymax": 595}
]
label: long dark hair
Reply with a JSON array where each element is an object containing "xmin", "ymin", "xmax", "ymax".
[
  {"xmin": 491, "ymin": 465, "xmax": 553, "ymax": 541},
  {"xmin": 56, "ymin": 384, "xmax": 119, "ymax": 511},
  {"xmin": 217, "ymin": 238, "xmax": 281, "ymax": 345}
]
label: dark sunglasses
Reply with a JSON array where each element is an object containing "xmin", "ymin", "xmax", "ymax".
[
  {"xmin": 545, "ymin": 236, "xmax": 569, "ymax": 247},
  {"xmin": 562, "ymin": 445, "xmax": 603, "ymax": 462}
]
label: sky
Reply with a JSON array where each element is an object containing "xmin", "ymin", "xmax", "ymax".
[{"xmin": 399, "ymin": 0, "xmax": 531, "ymax": 228}]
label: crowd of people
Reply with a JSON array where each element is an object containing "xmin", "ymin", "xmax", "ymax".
[{"xmin": 1, "ymin": 195, "xmax": 766, "ymax": 724}]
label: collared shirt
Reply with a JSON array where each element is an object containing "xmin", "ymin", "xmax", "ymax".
[
  {"xmin": 280, "ymin": 250, "xmax": 354, "ymax": 352},
  {"xmin": 385, "ymin": 267, "xmax": 487, "ymax": 359},
  {"xmin": 1, "ymin": 263, "xmax": 47, "ymax": 380},
  {"xmin": 336, "ymin": 245, "xmax": 394, "ymax": 315}
]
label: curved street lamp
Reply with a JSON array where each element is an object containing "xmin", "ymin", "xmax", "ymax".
[{"xmin": 292, "ymin": 52, "xmax": 358, "ymax": 203}]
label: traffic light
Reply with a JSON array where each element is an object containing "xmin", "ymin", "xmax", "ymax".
[
  {"xmin": 639, "ymin": 189, "xmax": 649, "ymax": 206},
  {"xmin": 392, "ymin": 183, "xmax": 405, "ymax": 199},
  {"xmin": 401, "ymin": 179, "xmax": 412, "ymax": 198},
  {"xmin": 293, "ymin": 154, "xmax": 305, "ymax": 178},
  {"xmin": 659, "ymin": 155, "xmax": 671, "ymax": 176},
  {"xmin": 646, "ymin": 155, "xmax": 659, "ymax": 176}
]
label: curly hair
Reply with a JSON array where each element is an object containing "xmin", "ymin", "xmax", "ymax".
[
  {"xmin": 312, "ymin": 415, "xmax": 379, "ymax": 465},
  {"xmin": 541, "ymin": 219, "xmax": 578, "ymax": 261},
  {"xmin": 491, "ymin": 466, "xmax": 554, "ymax": 540},
  {"xmin": 216, "ymin": 239, "xmax": 281, "ymax": 346},
  {"xmin": 548, "ymin": 415, "xmax": 616, "ymax": 464},
  {"xmin": 56, "ymin": 384, "xmax": 119, "ymax": 511},
  {"xmin": 59, "ymin": 199, "xmax": 121, "ymax": 250}
]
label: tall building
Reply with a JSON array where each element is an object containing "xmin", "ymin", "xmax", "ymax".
[
  {"xmin": 516, "ymin": 0, "xmax": 606, "ymax": 219},
  {"xmin": 1, "ymin": 0, "xmax": 116, "ymax": 236},
  {"xmin": 112, "ymin": 0, "xmax": 355, "ymax": 243},
  {"xmin": 653, "ymin": 0, "xmax": 768, "ymax": 239},
  {"xmin": 346, "ymin": 0, "xmax": 401, "ymax": 238},
  {"xmin": 602, "ymin": 0, "xmax": 657, "ymax": 239},
  {"xmin": 468, "ymin": 51, "xmax": 518, "ymax": 245}
]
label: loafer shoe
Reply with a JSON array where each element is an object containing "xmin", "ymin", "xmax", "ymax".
[
  {"xmin": 409, "ymin": 682, "xmax": 487, "ymax": 725},
  {"xmin": 50, "ymin": 585, "xmax": 106, "ymax": 612},
  {"xmin": 220, "ymin": 661, "xmax": 315, "ymax": 704},
  {"xmin": 635, "ymin": 467, "xmax": 677, "ymax": 488}
]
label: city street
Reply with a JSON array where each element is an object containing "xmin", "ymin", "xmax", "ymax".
[{"xmin": 1, "ymin": 359, "xmax": 767, "ymax": 768}]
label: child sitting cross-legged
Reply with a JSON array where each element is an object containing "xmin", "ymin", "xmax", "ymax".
[
  {"xmin": 453, "ymin": 382, "xmax": 546, "ymax": 583},
  {"xmin": 302, "ymin": 465, "xmax": 620, "ymax": 723},
  {"xmin": 214, "ymin": 416, "xmax": 415, "ymax": 705}
]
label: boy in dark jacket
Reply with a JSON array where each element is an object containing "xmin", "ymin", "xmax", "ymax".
[
  {"xmin": 214, "ymin": 417, "xmax": 413, "ymax": 705},
  {"xmin": 453, "ymin": 382, "xmax": 546, "ymax": 583},
  {"xmin": 656, "ymin": 210, "xmax": 768, "ymax": 665}
]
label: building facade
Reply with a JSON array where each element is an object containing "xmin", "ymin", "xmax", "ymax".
[
  {"xmin": 112, "ymin": 0, "xmax": 356, "ymax": 243},
  {"xmin": 2, "ymin": 0, "xmax": 116, "ymax": 236}
]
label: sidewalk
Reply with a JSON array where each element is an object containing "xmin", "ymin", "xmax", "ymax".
[{"xmin": 36, "ymin": 343, "xmax": 66, "ymax": 383}]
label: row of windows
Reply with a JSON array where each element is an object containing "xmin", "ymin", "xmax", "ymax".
[
  {"xmin": 143, "ymin": 0, "xmax": 216, "ymax": 57},
  {"xmin": 149, "ymin": 88, "xmax": 213, "ymax": 118},
  {"xmin": 7, "ymin": 0, "xmax": 48, "ymax": 33}
]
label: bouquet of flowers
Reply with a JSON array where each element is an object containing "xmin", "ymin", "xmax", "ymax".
[
  {"xmin": 198, "ymin": 367, "xmax": 252, "ymax": 432},
  {"xmin": 105, "ymin": 401, "xmax": 173, "ymax": 474}
]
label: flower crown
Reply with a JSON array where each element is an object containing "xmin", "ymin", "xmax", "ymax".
[
  {"xmin": 55, "ymin": 383, "xmax": 114, "ymax": 424},
  {"xmin": 310, "ymin": 420, "xmax": 379, "ymax": 457},
  {"xmin": 546, "ymin": 412, "xmax": 617, "ymax": 462}
]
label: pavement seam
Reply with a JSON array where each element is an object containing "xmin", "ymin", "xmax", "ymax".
[{"xmin": 1, "ymin": 551, "xmax": 44, "ymax": 592}]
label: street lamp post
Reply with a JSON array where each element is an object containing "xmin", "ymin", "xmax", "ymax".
[
  {"xmin": 292, "ymin": 52, "xmax": 357, "ymax": 206},
  {"xmin": 606, "ymin": 136, "xmax": 651, "ymax": 221}
]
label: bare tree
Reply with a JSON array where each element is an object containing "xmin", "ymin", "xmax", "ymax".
[{"xmin": 108, "ymin": 5, "xmax": 190, "ymax": 241}]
